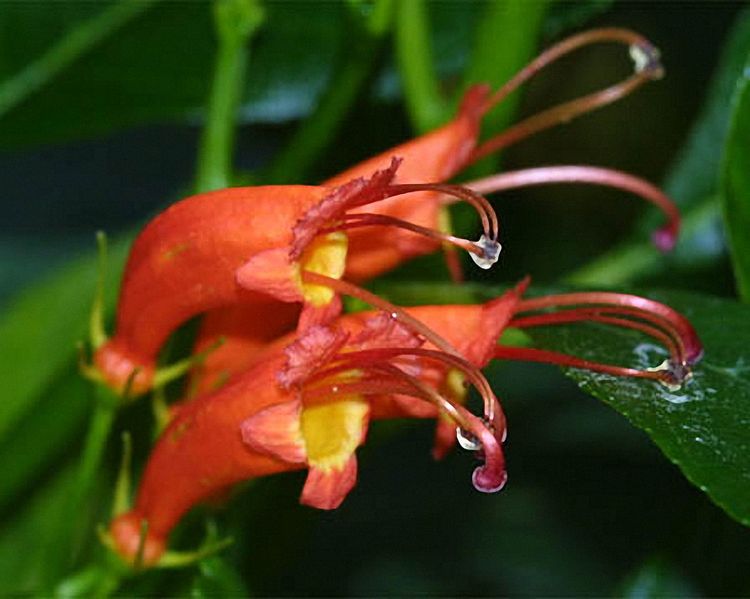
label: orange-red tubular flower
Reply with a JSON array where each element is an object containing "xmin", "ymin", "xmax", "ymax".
[
  {"xmin": 108, "ymin": 278, "xmax": 701, "ymax": 567},
  {"xmin": 109, "ymin": 288, "xmax": 524, "ymax": 567},
  {"xmin": 188, "ymin": 27, "xmax": 680, "ymax": 395},
  {"xmin": 93, "ymin": 160, "xmax": 500, "ymax": 396}
]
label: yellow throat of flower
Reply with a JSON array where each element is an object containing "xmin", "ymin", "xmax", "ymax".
[
  {"xmin": 297, "ymin": 232, "xmax": 348, "ymax": 307},
  {"xmin": 300, "ymin": 396, "xmax": 368, "ymax": 473}
]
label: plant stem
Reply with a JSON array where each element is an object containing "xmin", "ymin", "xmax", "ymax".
[
  {"xmin": 394, "ymin": 0, "xmax": 449, "ymax": 133},
  {"xmin": 0, "ymin": 0, "xmax": 152, "ymax": 119},
  {"xmin": 195, "ymin": 0, "xmax": 265, "ymax": 193},
  {"xmin": 264, "ymin": 0, "xmax": 394, "ymax": 183},
  {"xmin": 43, "ymin": 387, "xmax": 118, "ymax": 588},
  {"xmin": 459, "ymin": 0, "xmax": 548, "ymax": 175}
]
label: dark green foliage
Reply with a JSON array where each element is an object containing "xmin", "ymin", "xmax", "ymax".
[{"xmin": 0, "ymin": 1, "xmax": 748, "ymax": 596}]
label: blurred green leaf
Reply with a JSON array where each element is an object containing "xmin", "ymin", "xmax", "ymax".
[
  {"xmin": 0, "ymin": 466, "xmax": 74, "ymax": 595},
  {"xmin": 617, "ymin": 557, "xmax": 699, "ymax": 598},
  {"xmin": 189, "ymin": 556, "xmax": 248, "ymax": 598},
  {"xmin": 542, "ymin": 0, "xmax": 612, "ymax": 39},
  {"xmin": 460, "ymin": 0, "xmax": 548, "ymax": 134},
  {"xmin": 0, "ymin": 1, "xmax": 344, "ymax": 147},
  {"xmin": 664, "ymin": 8, "xmax": 750, "ymax": 212},
  {"xmin": 0, "ymin": 0, "xmax": 153, "ymax": 120},
  {"xmin": 0, "ymin": 368, "xmax": 89, "ymax": 514},
  {"xmin": 0, "ymin": 238, "xmax": 128, "ymax": 442},
  {"xmin": 720, "ymin": 51, "xmax": 750, "ymax": 300},
  {"xmin": 529, "ymin": 290, "xmax": 750, "ymax": 527},
  {"xmin": 569, "ymin": 8, "xmax": 750, "ymax": 285},
  {"xmin": 0, "ymin": 0, "xmax": 615, "ymax": 149}
]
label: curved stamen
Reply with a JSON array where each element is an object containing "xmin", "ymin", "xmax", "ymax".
[
  {"xmin": 513, "ymin": 292, "xmax": 703, "ymax": 385},
  {"xmin": 494, "ymin": 346, "xmax": 669, "ymax": 383},
  {"xmin": 470, "ymin": 28, "xmax": 663, "ymax": 163},
  {"xmin": 382, "ymin": 365, "xmax": 507, "ymax": 493},
  {"xmin": 377, "ymin": 183, "xmax": 500, "ymax": 242},
  {"xmin": 463, "ymin": 165, "xmax": 680, "ymax": 251},
  {"xmin": 322, "ymin": 213, "xmax": 485, "ymax": 258},
  {"xmin": 306, "ymin": 346, "xmax": 504, "ymax": 433},
  {"xmin": 516, "ymin": 293, "xmax": 701, "ymax": 363},
  {"xmin": 301, "ymin": 272, "xmax": 459, "ymax": 356},
  {"xmin": 510, "ymin": 309, "xmax": 681, "ymax": 361},
  {"xmin": 301, "ymin": 365, "xmax": 507, "ymax": 493}
]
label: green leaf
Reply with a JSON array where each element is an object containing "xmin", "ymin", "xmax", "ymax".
[
  {"xmin": 460, "ymin": 0, "xmax": 548, "ymax": 134},
  {"xmin": 0, "ymin": 237, "xmax": 128, "ymax": 442},
  {"xmin": 370, "ymin": 281, "xmax": 750, "ymax": 526},
  {"xmin": 0, "ymin": 1, "xmax": 153, "ymax": 121},
  {"xmin": 528, "ymin": 290, "xmax": 750, "ymax": 527},
  {"xmin": 189, "ymin": 556, "xmax": 248, "ymax": 598},
  {"xmin": 720, "ymin": 51, "xmax": 750, "ymax": 300},
  {"xmin": 0, "ymin": 2, "xmax": 344, "ymax": 147},
  {"xmin": 0, "ymin": 368, "xmax": 89, "ymax": 514},
  {"xmin": 0, "ymin": 466, "xmax": 75, "ymax": 595},
  {"xmin": 617, "ymin": 557, "xmax": 699, "ymax": 598}
]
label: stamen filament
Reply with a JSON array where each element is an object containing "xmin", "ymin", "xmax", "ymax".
[
  {"xmin": 463, "ymin": 165, "xmax": 680, "ymax": 250},
  {"xmin": 378, "ymin": 183, "xmax": 500, "ymax": 242},
  {"xmin": 494, "ymin": 346, "xmax": 669, "ymax": 382},
  {"xmin": 322, "ymin": 213, "xmax": 484, "ymax": 257},
  {"xmin": 515, "ymin": 292, "xmax": 702, "ymax": 366},
  {"xmin": 306, "ymin": 346, "xmax": 505, "ymax": 431},
  {"xmin": 470, "ymin": 28, "xmax": 663, "ymax": 163},
  {"xmin": 301, "ymin": 365, "xmax": 507, "ymax": 493},
  {"xmin": 510, "ymin": 309, "xmax": 680, "ymax": 360},
  {"xmin": 300, "ymin": 272, "xmax": 460, "ymax": 356},
  {"xmin": 374, "ymin": 364, "xmax": 507, "ymax": 493}
]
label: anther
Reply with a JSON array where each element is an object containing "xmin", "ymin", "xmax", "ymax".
[
  {"xmin": 469, "ymin": 235, "xmax": 502, "ymax": 270},
  {"xmin": 647, "ymin": 359, "xmax": 693, "ymax": 391},
  {"xmin": 457, "ymin": 427, "xmax": 481, "ymax": 451},
  {"xmin": 629, "ymin": 43, "xmax": 663, "ymax": 78}
]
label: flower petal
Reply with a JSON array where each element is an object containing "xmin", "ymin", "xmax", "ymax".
[
  {"xmin": 235, "ymin": 247, "xmax": 303, "ymax": 303},
  {"xmin": 291, "ymin": 158, "xmax": 401, "ymax": 259},
  {"xmin": 298, "ymin": 294, "xmax": 343, "ymax": 332},
  {"xmin": 459, "ymin": 279, "xmax": 528, "ymax": 367},
  {"xmin": 277, "ymin": 324, "xmax": 349, "ymax": 389},
  {"xmin": 300, "ymin": 455, "xmax": 358, "ymax": 510},
  {"xmin": 239, "ymin": 400, "xmax": 307, "ymax": 464}
]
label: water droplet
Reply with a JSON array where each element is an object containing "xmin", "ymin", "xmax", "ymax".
[
  {"xmin": 456, "ymin": 427, "xmax": 481, "ymax": 451},
  {"xmin": 629, "ymin": 43, "xmax": 662, "ymax": 78},
  {"xmin": 469, "ymin": 235, "xmax": 502, "ymax": 270}
]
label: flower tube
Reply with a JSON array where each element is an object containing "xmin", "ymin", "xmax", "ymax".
[{"xmin": 107, "ymin": 279, "xmax": 702, "ymax": 567}]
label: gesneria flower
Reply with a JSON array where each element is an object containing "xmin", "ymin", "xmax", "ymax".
[
  {"xmin": 107, "ymin": 275, "xmax": 701, "ymax": 568},
  {"xmin": 90, "ymin": 160, "xmax": 500, "ymax": 397},
  {"xmin": 188, "ymin": 27, "xmax": 679, "ymax": 395}
]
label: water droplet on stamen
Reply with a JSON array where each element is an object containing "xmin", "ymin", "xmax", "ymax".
[
  {"xmin": 629, "ymin": 43, "xmax": 663, "ymax": 79},
  {"xmin": 456, "ymin": 427, "xmax": 481, "ymax": 451},
  {"xmin": 469, "ymin": 235, "xmax": 502, "ymax": 270},
  {"xmin": 647, "ymin": 359, "xmax": 690, "ymax": 392}
]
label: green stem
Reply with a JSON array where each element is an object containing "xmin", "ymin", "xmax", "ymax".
[
  {"xmin": 0, "ymin": 0, "xmax": 152, "ymax": 119},
  {"xmin": 195, "ymin": 0, "xmax": 265, "ymax": 193},
  {"xmin": 459, "ymin": 0, "xmax": 548, "ymax": 175},
  {"xmin": 394, "ymin": 0, "xmax": 449, "ymax": 133},
  {"xmin": 44, "ymin": 387, "xmax": 118, "ymax": 588},
  {"xmin": 264, "ymin": 0, "xmax": 394, "ymax": 183}
]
